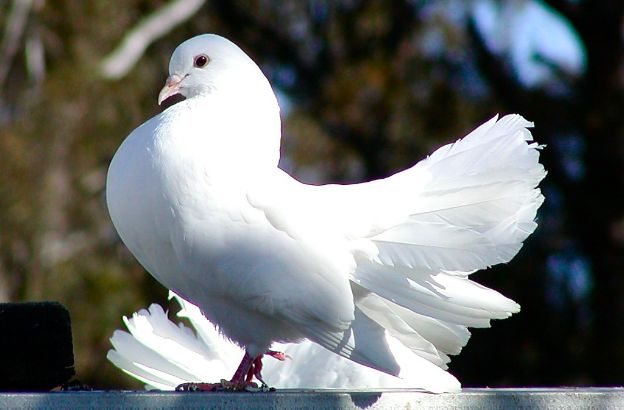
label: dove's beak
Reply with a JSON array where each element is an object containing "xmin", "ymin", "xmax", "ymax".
[{"xmin": 158, "ymin": 74, "xmax": 184, "ymax": 106}]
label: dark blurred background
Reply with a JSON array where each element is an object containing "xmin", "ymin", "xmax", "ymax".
[{"xmin": 1, "ymin": 0, "xmax": 622, "ymax": 389}]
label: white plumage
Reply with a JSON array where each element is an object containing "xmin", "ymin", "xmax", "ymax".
[
  {"xmin": 106, "ymin": 33, "xmax": 545, "ymax": 390},
  {"xmin": 108, "ymin": 293, "xmax": 461, "ymax": 392}
]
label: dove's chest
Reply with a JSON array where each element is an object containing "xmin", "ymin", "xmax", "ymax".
[
  {"xmin": 108, "ymin": 101, "xmax": 358, "ymax": 349},
  {"xmin": 108, "ymin": 109, "xmax": 257, "ymax": 289}
]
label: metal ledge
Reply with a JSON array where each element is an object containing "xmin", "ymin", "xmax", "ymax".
[{"xmin": 1, "ymin": 388, "xmax": 623, "ymax": 409}]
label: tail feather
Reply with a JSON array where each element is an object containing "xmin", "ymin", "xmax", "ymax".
[
  {"xmin": 354, "ymin": 287, "xmax": 453, "ymax": 368},
  {"xmin": 359, "ymin": 114, "xmax": 545, "ymax": 277},
  {"xmin": 384, "ymin": 300, "xmax": 471, "ymax": 356},
  {"xmin": 107, "ymin": 330, "xmax": 202, "ymax": 389},
  {"xmin": 294, "ymin": 305, "xmax": 401, "ymax": 376},
  {"xmin": 107, "ymin": 304, "xmax": 239, "ymax": 389},
  {"xmin": 349, "ymin": 114, "xmax": 543, "ymax": 374},
  {"xmin": 107, "ymin": 347, "xmax": 184, "ymax": 390},
  {"xmin": 108, "ymin": 294, "xmax": 461, "ymax": 392},
  {"xmin": 355, "ymin": 261, "xmax": 519, "ymax": 326}
]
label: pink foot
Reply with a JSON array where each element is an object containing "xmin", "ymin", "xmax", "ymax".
[{"xmin": 265, "ymin": 350, "xmax": 289, "ymax": 361}]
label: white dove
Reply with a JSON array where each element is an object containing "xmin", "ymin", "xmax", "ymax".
[{"xmin": 106, "ymin": 33, "xmax": 545, "ymax": 391}]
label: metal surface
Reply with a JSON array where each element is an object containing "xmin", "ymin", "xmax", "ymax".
[{"xmin": 1, "ymin": 388, "xmax": 623, "ymax": 409}]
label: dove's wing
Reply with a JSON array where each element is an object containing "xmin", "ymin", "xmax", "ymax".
[{"xmin": 249, "ymin": 114, "xmax": 545, "ymax": 372}]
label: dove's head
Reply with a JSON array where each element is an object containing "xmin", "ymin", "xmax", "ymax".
[{"xmin": 158, "ymin": 34, "xmax": 273, "ymax": 105}]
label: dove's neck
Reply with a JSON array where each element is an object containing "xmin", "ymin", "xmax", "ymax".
[{"xmin": 156, "ymin": 83, "xmax": 281, "ymax": 177}]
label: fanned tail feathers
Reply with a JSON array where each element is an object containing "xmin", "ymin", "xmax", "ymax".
[
  {"xmin": 107, "ymin": 302, "xmax": 242, "ymax": 390},
  {"xmin": 341, "ymin": 114, "xmax": 544, "ymax": 375}
]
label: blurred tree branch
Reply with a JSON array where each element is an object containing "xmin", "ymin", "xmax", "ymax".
[
  {"xmin": 100, "ymin": 0, "xmax": 205, "ymax": 80},
  {"xmin": 0, "ymin": 0, "xmax": 32, "ymax": 92}
]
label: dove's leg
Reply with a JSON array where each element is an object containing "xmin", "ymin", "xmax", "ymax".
[
  {"xmin": 175, "ymin": 350, "xmax": 286, "ymax": 392},
  {"xmin": 175, "ymin": 351, "xmax": 255, "ymax": 392},
  {"xmin": 248, "ymin": 356, "xmax": 263, "ymax": 384},
  {"xmin": 234, "ymin": 349, "xmax": 288, "ymax": 385},
  {"xmin": 230, "ymin": 351, "xmax": 255, "ymax": 386}
]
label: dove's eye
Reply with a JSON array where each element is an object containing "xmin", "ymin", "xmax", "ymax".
[{"xmin": 193, "ymin": 54, "xmax": 210, "ymax": 68}]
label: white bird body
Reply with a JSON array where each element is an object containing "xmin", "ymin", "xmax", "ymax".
[
  {"xmin": 106, "ymin": 34, "xmax": 545, "ymax": 389},
  {"xmin": 107, "ymin": 95, "xmax": 356, "ymax": 357}
]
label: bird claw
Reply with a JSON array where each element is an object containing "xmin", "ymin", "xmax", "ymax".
[
  {"xmin": 175, "ymin": 380, "xmax": 232, "ymax": 392},
  {"xmin": 175, "ymin": 379, "xmax": 275, "ymax": 393},
  {"xmin": 244, "ymin": 381, "xmax": 276, "ymax": 392},
  {"xmin": 177, "ymin": 351, "xmax": 281, "ymax": 393}
]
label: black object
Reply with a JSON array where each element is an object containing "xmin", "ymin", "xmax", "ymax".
[{"xmin": 0, "ymin": 302, "xmax": 75, "ymax": 391}]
